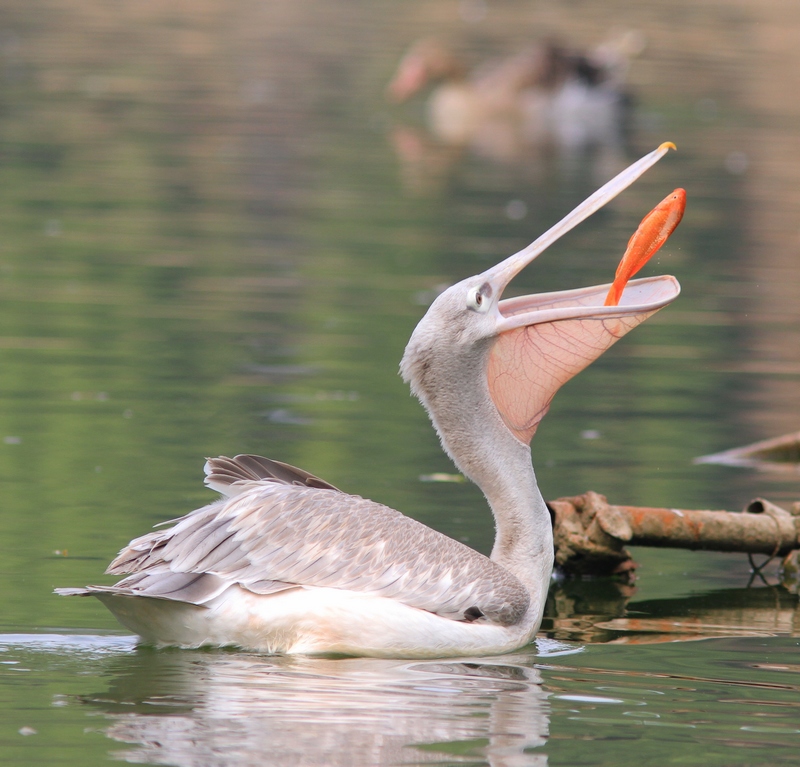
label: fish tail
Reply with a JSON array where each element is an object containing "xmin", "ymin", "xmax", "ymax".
[{"xmin": 604, "ymin": 280, "xmax": 623, "ymax": 307}]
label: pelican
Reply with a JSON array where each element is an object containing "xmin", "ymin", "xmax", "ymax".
[{"xmin": 57, "ymin": 144, "xmax": 680, "ymax": 658}]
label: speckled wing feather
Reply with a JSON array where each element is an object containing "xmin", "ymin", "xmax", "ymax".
[{"xmin": 102, "ymin": 455, "xmax": 530, "ymax": 626}]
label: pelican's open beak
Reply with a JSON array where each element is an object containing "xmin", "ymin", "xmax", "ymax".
[{"xmin": 482, "ymin": 143, "xmax": 682, "ymax": 443}]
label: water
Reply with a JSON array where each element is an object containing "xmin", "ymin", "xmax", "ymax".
[{"xmin": 1, "ymin": 0, "xmax": 799, "ymax": 764}]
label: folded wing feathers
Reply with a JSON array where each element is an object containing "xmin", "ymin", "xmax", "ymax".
[
  {"xmin": 168, "ymin": 518, "xmax": 236, "ymax": 572},
  {"xmin": 101, "ymin": 456, "xmax": 530, "ymax": 626},
  {"xmin": 203, "ymin": 454, "xmax": 340, "ymax": 497},
  {"xmin": 84, "ymin": 572, "xmax": 230, "ymax": 605}
]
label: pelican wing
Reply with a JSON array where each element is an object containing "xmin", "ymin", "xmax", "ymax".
[{"xmin": 102, "ymin": 456, "xmax": 530, "ymax": 626}]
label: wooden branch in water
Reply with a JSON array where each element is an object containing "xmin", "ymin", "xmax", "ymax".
[{"xmin": 549, "ymin": 492, "xmax": 800, "ymax": 577}]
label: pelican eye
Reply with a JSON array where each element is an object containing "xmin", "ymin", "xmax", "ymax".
[{"xmin": 466, "ymin": 285, "xmax": 491, "ymax": 313}]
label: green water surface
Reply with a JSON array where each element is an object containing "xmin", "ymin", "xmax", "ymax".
[{"xmin": 1, "ymin": 1, "xmax": 799, "ymax": 765}]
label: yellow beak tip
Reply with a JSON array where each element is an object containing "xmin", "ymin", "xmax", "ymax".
[{"xmin": 659, "ymin": 141, "xmax": 678, "ymax": 152}]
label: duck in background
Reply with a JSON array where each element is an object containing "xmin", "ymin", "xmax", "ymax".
[{"xmin": 386, "ymin": 32, "xmax": 643, "ymax": 187}]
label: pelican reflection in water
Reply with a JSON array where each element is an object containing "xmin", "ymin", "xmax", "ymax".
[
  {"xmin": 93, "ymin": 649, "xmax": 555, "ymax": 766},
  {"xmin": 57, "ymin": 144, "xmax": 680, "ymax": 658}
]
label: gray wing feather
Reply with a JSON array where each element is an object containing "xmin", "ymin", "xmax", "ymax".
[
  {"xmin": 102, "ymin": 455, "xmax": 530, "ymax": 626},
  {"xmin": 72, "ymin": 573, "xmax": 230, "ymax": 604},
  {"xmin": 204, "ymin": 454, "xmax": 340, "ymax": 496}
]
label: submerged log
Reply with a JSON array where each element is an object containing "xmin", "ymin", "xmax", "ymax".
[
  {"xmin": 543, "ymin": 581, "xmax": 800, "ymax": 644},
  {"xmin": 549, "ymin": 492, "xmax": 800, "ymax": 578}
]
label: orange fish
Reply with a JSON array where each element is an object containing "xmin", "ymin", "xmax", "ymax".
[{"xmin": 604, "ymin": 187, "xmax": 686, "ymax": 307}]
